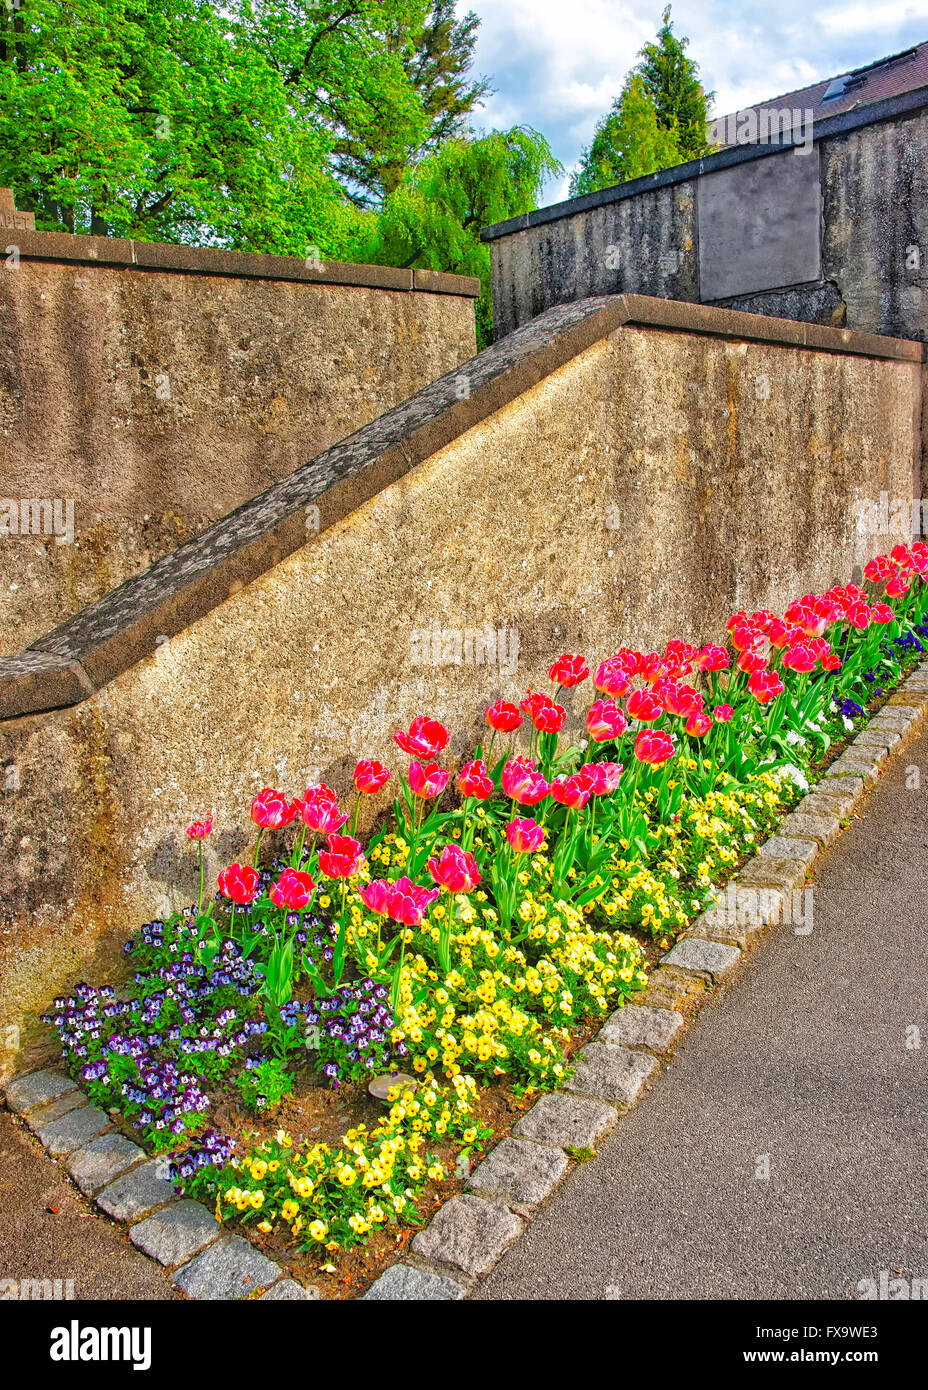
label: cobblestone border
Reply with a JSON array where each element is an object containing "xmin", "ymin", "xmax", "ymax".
[{"xmin": 3, "ymin": 663, "xmax": 927, "ymax": 1301}]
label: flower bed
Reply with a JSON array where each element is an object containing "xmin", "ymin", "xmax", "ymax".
[{"xmin": 41, "ymin": 543, "xmax": 928, "ymax": 1295}]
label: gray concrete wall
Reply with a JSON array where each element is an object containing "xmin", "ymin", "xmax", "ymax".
[
  {"xmin": 0, "ymin": 235, "xmax": 479, "ymax": 655},
  {"xmin": 484, "ymin": 89, "xmax": 928, "ymax": 347}
]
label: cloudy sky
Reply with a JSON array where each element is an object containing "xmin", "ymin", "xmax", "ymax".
[{"xmin": 465, "ymin": 0, "xmax": 928, "ymax": 201}]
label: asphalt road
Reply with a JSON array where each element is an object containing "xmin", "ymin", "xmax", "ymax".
[
  {"xmin": 0, "ymin": 1109, "xmax": 175, "ymax": 1300},
  {"xmin": 476, "ymin": 727, "xmax": 928, "ymax": 1301}
]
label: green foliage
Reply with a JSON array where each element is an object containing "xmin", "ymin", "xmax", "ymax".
[
  {"xmin": 237, "ymin": 1057, "xmax": 295, "ymax": 1113},
  {"xmin": 364, "ymin": 126, "xmax": 563, "ymax": 346},
  {"xmin": 637, "ymin": 5, "xmax": 714, "ymax": 161},
  {"xmin": 569, "ymin": 5, "xmax": 712, "ymax": 197},
  {"xmin": 570, "ymin": 74, "xmax": 679, "ymax": 197}
]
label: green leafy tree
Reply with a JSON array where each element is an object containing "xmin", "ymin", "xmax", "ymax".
[
  {"xmin": 364, "ymin": 126, "xmax": 562, "ymax": 346},
  {"xmin": 637, "ymin": 5, "xmax": 713, "ymax": 160},
  {"xmin": 332, "ymin": 1, "xmax": 493, "ymax": 207},
  {"xmin": 569, "ymin": 6, "xmax": 712, "ymax": 197},
  {"xmin": 0, "ymin": 0, "xmax": 427, "ymax": 251},
  {"xmin": 569, "ymin": 74, "xmax": 679, "ymax": 197}
]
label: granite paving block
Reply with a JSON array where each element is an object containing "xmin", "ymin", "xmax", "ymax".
[
  {"xmin": 662, "ymin": 937, "xmax": 742, "ymax": 982},
  {"xmin": 173, "ymin": 1235, "xmax": 282, "ymax": 1299},
  {"xmin": 599, "ymin": 1005, "xmax": 684, "ymax": 1052},
  {"xmin": 565, "ymin": 1042, "xmax": 657, "ymax": 1108},
  {"xmin": 260, "ymin": 1280, "xmax": 320, "ymax": 1301},
  {"xmin": 4, "ymin": 1070, "xmax": 76, "ymax": 1115},
  {"xmin": 466, "ymin": 1137, "xmax": 568, "ymax": 1209},
  {"xmin": 96, "ymin": 1158, "xmax": 177, "ymax": 1221},
  {"xmin": 362, "ymin": 1265, "xmax": 466, "ymax": 1300},
  {"xmin": 758, "ymin": 834, "xmax": 818, "ymax": 865},
  {"xmin": 778, "ymin": 810, "xmax": 840, "ymax": 846},
  {"xmin": 411, "ymin": 1195, "xmax": 524, "ymax": 1277},
  {"xmin": 35, "ymin": 1104, "xmax": 111, "ymax": 1156},
  {"xmin": 130, "ymin": 1200, "xmax": 221, "ymax": 1267},
  {"xmin": 67, "ymin": 1133, "xmax": 145, "ymax": 1196},
  {"xmin": 513, "ymin": 1092, "xmax": 617, "ymax": 1150}
]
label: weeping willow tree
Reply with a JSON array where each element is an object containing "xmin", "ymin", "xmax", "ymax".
[{"xmin": 364, "ymin": 126, "xmax": 563, "ymax": 345}]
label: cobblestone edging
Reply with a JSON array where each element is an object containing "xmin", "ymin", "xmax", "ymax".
[{"xmin": 3, "ymin": 664, "xmax": 927, "ymax": 1301}]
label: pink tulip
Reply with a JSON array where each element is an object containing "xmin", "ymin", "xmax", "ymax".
[
  {"xmin": 506, "ymin": 818, "xmax": 545, "ymax": 854},
  {"xmin": 251, "ymin": 788, "xmax": 295, "ymax": 830},
  {"xmin": 218, "ymin": 863, "xmax": 259, "ymax": 905},
  {"xmin": 458, "ymin": 760, "xmax": 494, "ymax": 800},
  {"xmin": 271, "ymin": 868, "xmax": 315, "ymax": 910},
  {"xmin": 586, "ymin": 698, "xmax": 628, "ymax": 742},
  {"xmin": 408, "ymin": 761, "xmax": 449, "ymax": 799},
  {"xmin": 354, "ymin": 760, "xmax": 391, "ymax": 794},
  {"xmin": 428, "ymin": 844, "xmax": 482, "ymax": 893}
]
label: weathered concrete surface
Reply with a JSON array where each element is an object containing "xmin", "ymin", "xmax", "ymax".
[
  {"xmin": 475, "ymin": 726, "xmax": 928, "ymax": 1300},
  {"xmin": 0, "ymin": 1108, "xmax": 175, "ymax": 1299},
  {"xmin": 485, "ymin": 94, "xmax": 928, "ymax": 346},
  {"xmin": 0, "ymin": 256, "xmax": 476, "ymax": 654},
  {"xmin": 0, "ymin": 298, "xmax": 919, "ymax": 1068}
]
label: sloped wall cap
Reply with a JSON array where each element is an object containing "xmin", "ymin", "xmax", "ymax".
[
  {"xmin": 5, "ymin": 229, "xmax": 482, "ymax": 297},
  {"xmin": 0, "ymin": 293, "xmax": 922, "ymax": 721}
]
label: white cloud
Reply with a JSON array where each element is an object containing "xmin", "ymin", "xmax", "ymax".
[{"xmin": 464, "ymin": 0, "xmax": 928, "ymax": 201}]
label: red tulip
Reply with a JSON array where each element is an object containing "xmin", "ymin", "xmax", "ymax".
[
  {"xmin": 550, "ymin": 773, "xmax": 592, "ymax": 809},
  {"xmin": 637, "ymin": 653, "xmax": 669, "ymax": 683},
  {"xmin": 458, "ymin": 759, "xmax": 494, "ymax": 800},
  {"xmin": 521, "ymin": 690, "xmax": 566, "ymax": 733},
  {"xmin": 501, "ymin": 756, "xmax": 549, "ymax": 805},
  {"xmin": 593, "ymin": 657, "xmax": 634, "ymax": 696},
  {"xmin": 506, "ymin": 818, "xmax": 545, "ymax": 853},
  {"xmin": 685, "ymin": 711, "xmax": 713, "ymax": 737},
  {"xmin": 586, "ymin": 698, "xmax": 628, "ymax": 741},
  {"xmin": 782, "ymin": 643, "xmax": 817, "ymax": 674},
  {"xmin": 394, "ymin": 716, "xmax": 449, "ymax": 759},
  {"xmin": 251, "ymin": 788, "xmax": 295, "ymax": 830},
  {"xmin": 713, "ymin": 704, "xmax": 734, "ymax": 722},
  {"xmin": 694, "ymin": 644, "xmax": 729, "ymax": 672},
  {"xmin": 218, "ymin": 863, "xmax": 259, "ymax": 905},
  {"xmin": 821, "ymin": 653, "xmax": 842, "ymax": 671},
  {"xmin": 408, "ymin": 761, "xmax": 450, "ymax": 799},
  {"xmin": 387, "ymin": 876, "xmax": 439, "ymax": 925},
  {"xmin": 634, "ymin": 730, "xmax": 675, "ymax": 766},
  {"xmin": 846, "ymin": 602, "xmax": 871, "ymax": 630},
  {"xmin": 549, "ymin": 653, "xmax": 590, "ymax": 688},
  {"xmin": 885, "ymin": 574, "xmax": 911, "ymax": 597},
  {"xmin": 428, "ymin": 844, "xmax": 482, "ymax": 893},
  {"xmin": 659, "ymin": 682, "xmax": 703, "ymax": 718},
  {"xmin": 729, "ymin": 620, "xmax": 761, "ymax": 653},
  {"xmin": 361, "ymin": 879, "xmax": 392, "ymax": 916},
  {"xmin": 627, "ymin": 688, "xmax": 662, "ymax": 722},
  {"xmin": 485, "ymin": 699, "xmax": 523, "ymax": 732},
  {"xmin": 664, "ymin": 639, "xmax": 699, "ymax": 676},
  {"xmin": 737, "ymin": 649, "xmax": 769, "ymax": 674},
  {"xmin": 870, "ymin": 603, "xmax": 895, "ymax": 624},
  {"xmin": 748, "ymin": 670, "xmax": 784, "ymax": 704},
  {"xmin": 271, "ymin": 868, "xmax": 315, "ymax": 910},
  {"xmin": 864, "ymin": 555, "xmax": 895, "ymax": 583},
  {"xmin": 578, "ymin": 761, "xmax": 623, "ymax": 795},
  {"xmin": 300, "ymin": 785, "xmax": 348, "ymax": 833},
  {"xmin": 890, "ymin": 543, "xmax": 911, "ymax": 566},
  {"xmin": 186, "ymin": 814, "xmax": 213, "ymax": 840},
  {"xmin": 318, "ymin": 834, "xmax": 364, "ymax": 879},
  {"xmin": 354, "ymin": 760, "xmax": 391, "ymax": 795}
]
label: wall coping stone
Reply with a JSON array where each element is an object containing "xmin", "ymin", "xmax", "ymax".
[
  {"xmin": 0, "ymin": 292, "xmax": 920, "ymax": 724},
  {"xmin": 481, "ymin": 84, "xmax": 928, "ymax": 242},
  {"xmin": 6, "ymin": 228, "xmax": 481, "ymax": 297}
]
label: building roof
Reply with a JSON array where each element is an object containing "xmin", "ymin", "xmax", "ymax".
[{"xmin": 711, "ymin": 41, "xmax": 928, "ymax": 145}]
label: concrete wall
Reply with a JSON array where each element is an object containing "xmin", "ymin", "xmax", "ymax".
[
  {"xmin": 0, "ymin": 234, "xmax": 478, "ymax": 655},
  {"xmin": 484, "ymin": 88, "xmax": 928, "ymax": 347},
  {"xmin": 0, "ymin": 294, "xmax": 921, "ymax": 1073}
]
